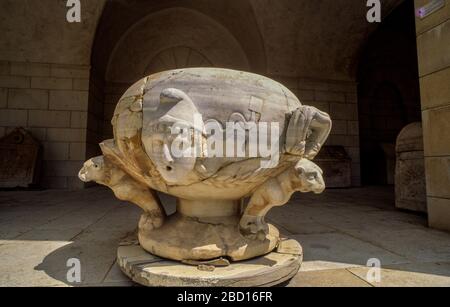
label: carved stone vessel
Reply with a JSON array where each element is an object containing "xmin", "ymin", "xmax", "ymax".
[{"xmin": 79, "ymin": 68, "xmax": 331, "ymax": 264}]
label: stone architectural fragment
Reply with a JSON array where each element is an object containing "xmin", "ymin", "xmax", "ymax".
[
  {"xmin": 395, "ymin": 122, "xmax": 427, "ymax": 213},
  {"xmin": 0, "ymin": 128, "xmax": 41, "ymax": 188}
]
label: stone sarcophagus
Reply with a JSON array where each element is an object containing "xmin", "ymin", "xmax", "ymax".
[
  {"xmin": 79, "ymin": 68, "xmax": 331, "ymax": 286},
  {"xmin": 0, "ymin": 128, "xmax": 41, "ymax": 188},
  {"xmin": 395, "ymin": 122, "xmax": 426, "ymax": 213}
]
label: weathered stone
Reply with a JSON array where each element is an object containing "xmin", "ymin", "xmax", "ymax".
[
  {"xmin": 349, "ymin": 262, "xmax": 450, "ymax": 287},
  {"xmin": 69, "ymin": 142, "xmax": 86, "ymax": 161},
  {"xmin": 395, "ymin": 123, "xmax": 427, "ymax": 212},
  {"xmin": 50, "ymin": 65, "xmax": 90, "ymax": 79},
  {"xmin": 0, "ymin": 75, "xmax": 30, "ymax": 88},
  {"xmin": 425, "ymin": 157, "xmax": 450, "ymax": 199},
  {"xmin": 28, "ymin": 110, "xmax": 71, "ymax": 128},
  {"xmin": 0, "ymin": 109, "xmax": 27, "ymax": 126},
  {"xmin": 117, "ymin": 238, "xmax": 302, "ymax": 287},
  {"xmin": 70, "ymin": 111, "xmax": 87, "ymax": 128},
  {"xmin": 422, "ymin": 105, "xmax": 450, "ymax": 157},
  {"xmin": 8, "ymin": 89, "xmax": 48, "ymax": 110},
  {"xmin": 0, "ymin": 128, "xmax": 41, "ymax": 188},
  {"xmin": 428, "ymin": 197, "xmax": 450, "ymax": 232},
  {"xmin": 415, "ymin": 0, "xmax": 450, "ymax": 35},
  {"xmin": 10, "ymin": 62, "xmax": 50, "ymax": 77},
  {"xmin": 77, "ymin": 68, "xmax": 331, "ymax": 286},
  {"xmin": 417, "ymin": 19, "xmax": 450, "ymax": 77},
  {"xmin": 46, "ymin": 128, "xmax": 86, "ymax": 143},
  {"xmin": 31, "ymin": 77, "xmax": 72, "ymax": 90},
  {"xmin": 420, "ymin": 67, "xmax": 450, "ymax": 110},
  {"xmin": 49, "ymin": 91, "xmax": 88, "ymax": 111},
  {"xmin": 72, "ymin": 79, "xmax": 89, "ymax": 91},
  {"xmin": 288, "ymin": 269, "xmax": 371, "ymax": 287}
]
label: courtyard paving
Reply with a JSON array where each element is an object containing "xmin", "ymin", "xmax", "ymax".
[{"xmin": 0, "ymin": 186, "xmax": 449, "ymax": 287}]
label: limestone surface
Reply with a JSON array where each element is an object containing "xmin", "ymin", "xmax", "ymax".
[
  {"xmin": 117, "ymin": 238, "xmax": 303, "ymax": 287},
  {"xmin": 395, "ymin": 122, "xmax": 427, "ymax": 213},
  {"xmin": 79, "ymin": 68, "xmax": 331, "ymax": 262}
]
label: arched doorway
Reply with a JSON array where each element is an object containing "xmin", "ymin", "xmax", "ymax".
[
  {"xmin": 86, "ymin": 1, "xmax": 264, "ymax": 150},
  {"xmin": 357, "ymin": 0, "xmax": 422, "ymax": 186},
  {"xmin": 144, "ymin": 47, "xmax": 213, "ymax": 75}
]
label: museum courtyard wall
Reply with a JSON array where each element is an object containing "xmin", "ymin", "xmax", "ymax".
[
  {"xmin": 415, "ymin": 0, "xmax": 450, "ymax": 231},
  {"xmin": 0, "ymin": 1, "xmax": 104, "ymax": 189}
]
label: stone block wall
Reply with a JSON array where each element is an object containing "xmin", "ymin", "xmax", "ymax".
[
  {"xmin": 415, "ymin": 0, "xmax": 450, "ymax": 231},
  {"xmin": 271, "ymin": 76, "xmax": 361, "ymax": 186},
  {"xmin": 0, "ymin": 61, "xmax": 90, "ymax": 189}
]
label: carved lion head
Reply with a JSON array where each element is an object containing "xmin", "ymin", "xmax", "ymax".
[
  {"xmin": 295, "ymin": 159, "xmax": 325, "ymax": 194},
  {"xmin": 78, "ymin": 156, "xmax": 108, "ymax": 184}
]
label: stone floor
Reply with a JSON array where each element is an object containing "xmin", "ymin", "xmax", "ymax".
[{"xmin": 0, "ymin": 186, "xmax": 450, "ymax": 287}]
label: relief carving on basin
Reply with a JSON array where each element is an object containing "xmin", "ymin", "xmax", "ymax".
[{"xmin": 78, "ymin": 68, "xmax": 332, "ymax": 262}]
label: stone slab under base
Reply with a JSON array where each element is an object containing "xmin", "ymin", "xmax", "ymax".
[
  {"xmin": 139, "ymin": 212, "xmax": 280, "ymax": 262},
  {"xmin": 117, "ymin": 238, "xmax": 302, "ymax": 287}
]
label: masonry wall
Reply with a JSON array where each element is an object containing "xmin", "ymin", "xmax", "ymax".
[
  {"xmin": 102, "ymin": 82, "xmax": 129, "ymax": 141},
  {"xmin": 415, "ymin": 0, "xmax": 450, "ymax": 231},
  {"xmin": 270, "ymin": 76, "xmax": 361, "ymax": 186},
  {"xmin": 0, "ymin": 61, "xmax": 90, "ymax": 189}
]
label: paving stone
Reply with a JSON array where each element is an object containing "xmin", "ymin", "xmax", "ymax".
[
  {"xmin": 0, "ymin": 240, "xmax": 71, "ymax": 287},
  {"xmin": 349, "ymin": 262, "xmax": 450, "ymax": 287},
  {"xmin": 288, "ymin": 269, "xmax": 371, "ymax": 287},
  {"xmin": 1, "ymin": 186, "xmax": 450, "ymax": 286},
  {"xmin": 292, "ymin": 232, "xmax": 409, "ymax": 272}
]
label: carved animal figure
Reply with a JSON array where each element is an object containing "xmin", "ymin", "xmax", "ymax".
[
  {"xmin": 78, "ymin": 156, "xmax": 166, "ymax": 230},
  {"xmin": 240, "ymin": 159, "xmax": 325, "ymax": 240}
]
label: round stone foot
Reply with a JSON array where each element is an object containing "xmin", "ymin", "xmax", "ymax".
[
  {"xmin": 138, "ymin": 199, "xmax": 281, "ymax": 262},
  {"xmin": 117, "ymin": 238, "xmax": 302, "ymax": 287},
  {"xmin": 139, "ymin": 213, "xmax": 280, "ymax": 262}
]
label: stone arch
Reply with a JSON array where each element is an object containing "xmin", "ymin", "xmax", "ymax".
[
  {"xmin": 88, "ymin": 4, "xmax": 255, "ymax": 142},
  {"xmin": 105, "ymin": 7, "xmax": 250, "ymax": 84},
  {"xmin": 144, "ymin": 46, "xmax": 213, "ymax": 76}
]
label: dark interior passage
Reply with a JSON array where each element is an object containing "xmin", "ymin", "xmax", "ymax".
[{"xmin": 357, "ymin": 0, "xmax": 422, "ymax": 186}]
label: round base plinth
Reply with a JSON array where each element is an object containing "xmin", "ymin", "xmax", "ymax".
[
  {"xmin": 138, "ymin": 199, "xmax": 281, "ymax": 261},
  {"xmin": 139, "ymin": 213, "xmax": 280, "ymax": 262},
  {"xmin": 117, "ymin": 238, "xmax": 302, "ymax": 287}
]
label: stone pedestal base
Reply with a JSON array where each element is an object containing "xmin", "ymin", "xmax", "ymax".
[
  {"xmin": 138, "ymin": 199, "xmax": 280, "ymax": 261},
  {"xmin": 117, "ymin": 238, "xmax": 302, "ymax": 287}
]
